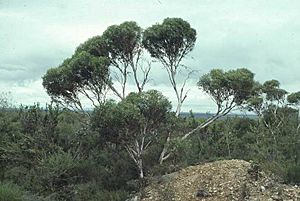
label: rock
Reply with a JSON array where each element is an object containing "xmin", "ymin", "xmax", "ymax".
[
  {"xmin": 126, "ymin": 195, "xmax": 139, "ymax": 201},
  {"xmin": 260, "ymin": 185, "xmax": 266, "ymax": 192},
  {"xmin": 264, "ymin": 178, "xmax": 275, "ymax": 189},
  {"xmin": 271, "ymin": 194, "xmax": 283, "ymax": 201},
  {"xmin": 247, "ymin": 162, "xmax": 261, "ymax": 181},
  {"xmin": 195, "ymin": 188, "xmax": 210, "ymax": 197}
]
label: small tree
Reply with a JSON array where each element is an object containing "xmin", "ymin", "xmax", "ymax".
[
  {"xmin": 159, "ymin": 68, "xmax": 257, "ymax": 164},
  {"xmin": 143, "ymin": 18, "xmax": 197, "ymax": 116},
  {"xmin": 91, "ymin": 90, "xmax": 171, "ymax": 178},
  {"xmin": 183, "ymin": 68, "xmax": 257, "ymax": 138},
  {"xmin": 246, "ymin": 80, "xmax": 300, "ymax": 162},
  {"xmin": 247, "ymin": 80, "xmax": 288, "ymax": 130},
  {"xmin": 287, "ymin": 91, "xmax": 300, "ymax": 132}
]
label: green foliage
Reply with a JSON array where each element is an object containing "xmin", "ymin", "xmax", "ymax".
[
  {"xmin": 92, "ymin": 90, "xmax": 172, "ymax": 146},
  {"xmin": 287, "ymin": 91, "xmax": 300, "ymax": 105},
  {"xmin": 0, "ymin": 92, "xmax": 13, "ymax": 110},
  {"xmin": 41, "ymin": 151, "xmax": 79, "ymax": 174},
  {"xmin": 91, "ymin": 90, "xmax": 173, "ymax": 179},
  {"xmin": 33, "ymin": 151, "xmax": 87, "ymax": 200},
  {"xmin": 102, "ymin": 21, "xmax": 142, "ymax": 64},
  {"xmin": 0, "ymin": 182, "xmax": 23, "ymax": 201},
  {"xmin": 74, "ymin": 183, "xmax": 129, "ymax": 201},
  {"xmin": 247, "ymin": 79, "xmax": 288, "ymax": 115},
  {"xmin": 0, "ymin": 103, "xmax": 137, "ymax": 200},
  {"xmin": 75, "ymin": 36, "xmax": 108, "ymax": 57},
  {"xmin": 1, "ymin": 97, "xmax": 300, "ymax": 200},
  {"xmin": 91, "ymin": 99, "xmax": 141, "ymax": 144},
  {"xmin": 124, "ymin": 90, "xmax": 172, "ymax": 125},
  {"xmin": 68, "ymin": 52, "xmax": 110, "ymax": 89},
  {"xmin": 142, "ymin": 18, "xmax": 197, "ymax": 114},
  {"xmin": 198, "ymin": 68, "xmax": 256, "ymax": 105},
  {"xmin": 262, "ymin": 80, "xmax": 287, "ymax": 101},
  {"xmin": 42, "ymin": 52, "xmax": 110, "ymax": 109},
  {"xmin": 286, "ymin": 164, "xmax": 300, "ymax": 184},
  {"xmin": 0, "ymin": 104, "xmax": 62, "ymax": 171},
  {"xmin": 143, "ymin": 18, "xmax": 196, "ymax": 64},
  {"xmin": 42, "ymin": 60, "xmax": 77, "ymax": 101}
]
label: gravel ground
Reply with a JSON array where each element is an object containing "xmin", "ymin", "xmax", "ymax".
[{"xmin": 140, "ymin": 160, "xmax": 300, "ymax": 201}]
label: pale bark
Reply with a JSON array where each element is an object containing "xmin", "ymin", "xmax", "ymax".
[
  {"xmin": 159, "ymin": 132, "xmax": 171, "ymax": 164},
  {"xmin": 125, "ymin": 127, "xmax": 153, "ymax": 179},
  {"xmin": 159, "ymin": 100, "xmax": 236, "ymax": 164}
]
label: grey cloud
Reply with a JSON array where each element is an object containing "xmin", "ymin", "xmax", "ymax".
[{"xmin": 0, "ymin": 64, "xmax": 25, "ymax": 71}]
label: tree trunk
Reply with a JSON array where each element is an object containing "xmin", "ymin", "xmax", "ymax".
[
  {"xmin": 159, "ymin": 132, "xmax": 171, "ymax": 164},
  {"xmin": 158, "ymin": 114, "xmax": 223, "ymax": 164},
  {"xmin": 175, "ymin": 101, "xmax": 182, "ymax": 117},
  {"xmin": 138, "ymin": 158, "xmax": 144, "ymax": 179}
]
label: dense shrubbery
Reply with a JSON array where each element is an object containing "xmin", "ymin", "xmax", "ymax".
[
  {"xmin": 0, "ymin": 104, "xmax": 136, "ymax": 200},
  {"xmin": 0, "ymin": 100, "xmax": 299, "ymax": 200}
]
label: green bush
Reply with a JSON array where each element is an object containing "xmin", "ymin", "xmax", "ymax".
[
  {"xmin": 37, "ymin": 151, "xmax": 81, "ymax": 200},
  {"xmin": 92, "ymin": 190, "xmax": 129, "ymax": 201},
  {"xmin": 0, "ymin": 182, "xmax": 23, "ymax": 201},
  {"xmin": 73, "ymin": 183, "xmax": 129, "ymax": 201},
  {"xmin": 286, "ymin": 164, "xmax": 300, "ymax": 184}
]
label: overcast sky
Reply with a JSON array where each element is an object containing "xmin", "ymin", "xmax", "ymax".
[{"xmin": 1, "ymin": 0, "xmax": 300, "ymax": 112}]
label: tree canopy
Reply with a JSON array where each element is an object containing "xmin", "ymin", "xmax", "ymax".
[
  {"xmin": 288, "ymin": 91, "xmax": 300, "ymax": 105},
  {"xmin": 42, "ymin": 52, "xmax": 110, "ymax": 111},
  {"xmin": 143, "ymin": 18, "xmax": 196, "ymax": 67},
  {"xmin": 181, "ymin": 68, "xmax": 256, "ymax": 140},
  {"xmin": 143, "ymin": 18, "xmax": 197, "ymax": 116}
]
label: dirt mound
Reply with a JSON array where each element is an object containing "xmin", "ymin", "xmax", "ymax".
[{"xmin": 140, "ymin": 160, "xmax": 300, "ymax": 201}]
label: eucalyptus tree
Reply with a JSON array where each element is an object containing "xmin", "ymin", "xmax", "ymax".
[
  {"xmin": 43, "ymin": 51, "xmax": 110, "ymax": 113},
  {"xmin": 247, "ymin": 80, "xmax": 300, "ymax": 132},
  {"xmin": 247, "ymin": 79, "xmax": 288, "ymax": 123},
  {"xmin": 245, "ymin": 79, "xmax": 300, "ymax": 161},
  {"xmin": 143, "ymin": 18, "xmax": 197, "ymax": 116},
  {"xmin": 102, "ymin": 21, "xmax": 150, "ymax": 96},
  {"xmin": 91, "ymin": 90, "xmax": 171, "ymax": 178},
  {"xmin": 184, "ymin": 68, "xmax": 257, "ymax": 138},
  {"xmin": 159, "ymin": 68, "xmax": 257, "ymax": 164}
]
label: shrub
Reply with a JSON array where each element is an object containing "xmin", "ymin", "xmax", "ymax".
[
  {"xmin": 73, "ymin": 183, "xmax": 129, "ymax": 201},
  {"xmin": 286, "ymin": 164, "xmax": 300, "ymax": 184},
  {"xmin": 0, "ymin": 182, "xmax": 23, "ymax": 201}
]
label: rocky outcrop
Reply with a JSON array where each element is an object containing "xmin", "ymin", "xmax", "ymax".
[{"xmin": 139, "ymin": 160, "xmax": 300, "ymax": 201}]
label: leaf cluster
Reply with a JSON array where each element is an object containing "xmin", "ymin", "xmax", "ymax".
[
  {"xmin": 198, "ymin": 68, "xmax": 256, "ymax": 107},
  {"xmin": 143, "ymin": 18, "xmax": 196, "ymax": 67},
  {"xmin": 91, "ymin": 90, "xmax": 172, "ymax": 145}
]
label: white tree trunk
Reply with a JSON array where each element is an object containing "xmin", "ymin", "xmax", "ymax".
[
  {"xmin": 175, "ymin": 101, "xmax": 182, "ymax": 117},
  {"xmin": 159, "ymin": 133, "xmax": 171, "ymax": 164},
  {"xmin": 138, "ymin": 158, "xmax": 144, "ymax": 179}
]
